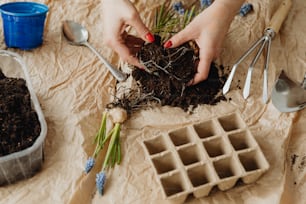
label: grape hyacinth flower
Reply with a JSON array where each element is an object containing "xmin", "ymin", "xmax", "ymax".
[
  {"xmin": 200, "ymin": 0, "xmax": 212, "ymax": 9},
  {"xmin": 84, "ymin": 157, "xmax": 95, "ymax": 173},
  {"xmin": 96, "ymin": 171, "xmax": 106, "ymax": 195},
  {"xmin": 95, "ymin": 122, "xmax": 121, "ymax": 195},
  {"xmin": 83, "ymin": 112, "xmax": 107, "ymax": 174},
  {"xmin": 173, "ymin": 2, "xmax": 185, "ymax": 15},
  {"xmin": 178, "ymin": 8, "xmax": 185, "ymax": 15},
  {"xmin": 173, "ymin": 2, "xmax": 183, "ymax": 11},
  {"xmin": 239, "ymin": 3, "xmax": 253, "ymax": 17}
]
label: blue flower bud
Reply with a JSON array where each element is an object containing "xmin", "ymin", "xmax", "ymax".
[
  {"xmin": 96, "ymin": 171, "xmax": 106, "ymax": 195},
  {"xmin": 84, "ymin": 157, "xmax": 95, "ymax": 173},
  {"xmin": 200, "ymin": 0, "xmax": 212, "ymax": 9},
  {"xmin": 173, "ymin": 2, "xmax": 183, "ymax": 12},
  {"xmin": 239, "ymin": 3, "xmax": 253, "ymax": 17},
  {"xmin": 178, "ymin": 8, "xmax": 185, "ymax": 15}
]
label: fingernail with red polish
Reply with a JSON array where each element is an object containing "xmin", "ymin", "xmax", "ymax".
[
  {"xmin": 164, "ymin": 40, "xmax": 172, "ymax": 48},
  {"xmin": 145, "ymin": 33, "xmax": 155, "ymax": 43}
]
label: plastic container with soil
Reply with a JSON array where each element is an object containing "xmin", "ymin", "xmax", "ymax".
[{"xmin": 0, "ymin": 50, "xmax": 47, "ymax": 186}]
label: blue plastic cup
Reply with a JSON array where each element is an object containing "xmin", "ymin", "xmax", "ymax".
[{"xmin": 0, "ymin": 2, "xmax": 49, "ymax": 50}]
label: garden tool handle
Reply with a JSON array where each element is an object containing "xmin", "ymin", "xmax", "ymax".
[{"xmin": 267, "ymin": 0, "xmax": 292, "ymax": 34}]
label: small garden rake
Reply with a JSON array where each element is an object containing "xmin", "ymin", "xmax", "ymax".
[{"xmin": 223, "ymin": 0, "xmax": 292, "ymax": 103}]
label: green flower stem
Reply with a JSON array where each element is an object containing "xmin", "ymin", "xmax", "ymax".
[
  {"xmin": 102, "ymin": 123, "xmax": 121, "ymax": 171},
  {"xmin": 116, "ymin": 136, "xmax": 121, "ymax": 165},
  {"xmin": 101, "ymin": 128, "xmax": 114, "ymax": 144},
  {"xmin": 93, "ymin": 112, "xmax": 108, "ymax": 158}
]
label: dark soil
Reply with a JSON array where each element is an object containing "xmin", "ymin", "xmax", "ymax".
[
  {"xmin": 0, "ymin": 69, "xmax": 41, "ymax": 157},
  {"xmin": 108, "ymin": 35, "xmax": 228, "ymax": 113},
  {"xmin": 132, "ymin": 63, "xmax": 227, "ymax": 111}
]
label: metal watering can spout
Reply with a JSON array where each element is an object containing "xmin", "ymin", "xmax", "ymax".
[{"xmin": 271, "ymin": 70, "xmax": 306, "ymax": 112}]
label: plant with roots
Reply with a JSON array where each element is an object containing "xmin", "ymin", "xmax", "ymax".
[
  {"xmin": 83, "ymin": 89, "xmax": 162, "ymax": 195},
  {"xmin": 84, "ymin": 108, "xmax": 127, "ymax": 195}
]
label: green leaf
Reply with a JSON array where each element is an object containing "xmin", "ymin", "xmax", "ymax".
[
  {"xmin": 101, "ymin": 128, "xmax": 114, "ymax": 144},
  {"xmin": 116, "ymin": 138, "xmax": 121, "ymax": 165},
  {"xmin": 99, "ymin": 112, "xmax": 108, "ymax": 145},
  {"xmin": 102, "ymin": 123, "xmax": 121, "ymax": 171},
  {"xmin": 153, "ymin": 2, "xmax": 179, "ymax": 41},
  {"xmin": 151, "ymin": 2, "xmax": 202, "ymax": 41},
  {"xmin": 92, "ymin": 112, "xmax": 108, "ymax": 158}
]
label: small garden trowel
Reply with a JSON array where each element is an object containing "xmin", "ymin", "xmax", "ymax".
[{"xmin": 271, "ymin": 70, "xmax": 306, "ymax": 112}]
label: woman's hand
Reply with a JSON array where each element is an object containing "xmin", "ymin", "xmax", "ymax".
[
  {"xmin": 101, "ymin": 0, "xmax": 154, "ymax": 68},
  {"xmin": 165, "ymin": 0, "xmax": 245, "ymax": 85}
]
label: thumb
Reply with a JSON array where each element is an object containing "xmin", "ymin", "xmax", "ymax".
[
  {"xmin": 190, "ymin": 54, "xmax": 213, "ymax": 85},
  {"xmin": 129, "ymin": 15, "xmax": 155, "ymax": 43},
  {"xmin": 164, "ymin": 28, "xmax": 193, "ymax": 48}
]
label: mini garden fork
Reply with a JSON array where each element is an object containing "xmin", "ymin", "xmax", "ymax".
[{"xmin": 223, "ymin": 0, "xmax": 292, "ymax": 103}]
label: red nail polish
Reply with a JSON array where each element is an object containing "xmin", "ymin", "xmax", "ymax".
[
  {"xmin": 145, "ymin": 33, "xmax": 155, "ymax": 43},
  {"xmin": 164, "ymin": 40, "xmax": 172, "ymax": 48}
]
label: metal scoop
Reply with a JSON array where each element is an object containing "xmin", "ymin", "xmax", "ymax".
[
  {"xmin": 271, "ymin": 71, "xmax": 306, "ymax": 112},
  {"xmin": 62, "ymin": 20, "xmax": 127, "ymax": 82}
]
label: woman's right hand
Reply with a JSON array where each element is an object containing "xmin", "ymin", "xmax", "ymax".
[
  {"xmin": 165, "ymin": 0, "xmax": 245, "ymax": 85},
  {"xmin": 101, "ymin": 0, "xmax": 155, "ymax": 68}
]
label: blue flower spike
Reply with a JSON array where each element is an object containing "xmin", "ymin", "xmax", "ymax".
[
  {"xmin": 240, "ymin": 3, "xmax": 253, "ymax": 17},
  {"xmin": 200, "ymin": 0, "xmax": 212, "ymax": 9},
  {"xmin": 173, "ymin": 2, "xmax": 185, "ymax": 15},
  {"xmin": 84, "ymin": 157, "xmax": 95, "ymax": 174},
  {"xmin": 173, "ymin": 2, "xmax": 183, "ymax": 12},
  {"xmin": 178, "ymin": 8, "xmax": 185, "ymax": 15},
  {"xmin": 96, "ymin": 171, "xmax": 106, "ymax": 195}
]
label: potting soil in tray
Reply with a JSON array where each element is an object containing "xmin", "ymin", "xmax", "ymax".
[{"xmin": 0, "ymin": 69, "xmax": 41, "ymax": 157}]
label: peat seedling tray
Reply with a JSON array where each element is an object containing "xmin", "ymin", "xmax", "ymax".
[
  {"xmin": 0, "ymin": 50, "xmax": 47, "ymax": 185},
  {"xmin": 142, "ymin": 110, "xmax": 269, "ymax": 203}
]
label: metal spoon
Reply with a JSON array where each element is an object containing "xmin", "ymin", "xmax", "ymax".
[
  {"xmin": 62, "ymin": 20, "xmax": 127, "ymax": 82},
  {"xmin": 271, "ymin": 71, "xmax": 306, "ymax": 112}
]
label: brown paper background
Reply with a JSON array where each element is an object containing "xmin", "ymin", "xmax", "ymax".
[{"xmin": 0, "ymin": 0, "xmax": 305, "ymax": 204}]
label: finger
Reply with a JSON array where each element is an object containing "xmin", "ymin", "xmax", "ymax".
[
  {"xmin": 164, "ymin": 27, "xmax": 194, "ymax": 48},
  {"xmin": 125, "ymin": 34, "xmax": 145, "ymax": 54},
  {"xmin": 190, "ymin": 56, "xmax": 212, "ymax": 85},
  {"xmin": 128, "ymin": 56, "xmax": 144, "ymax": 69},
  {"xmin": 125, "ymin": 34, "xmax": 145, "ymax": 46},
  {"xmin": 111, "ymin": 40, "xmax": 144, "ymax": 68},
  {"xmin": 128, "ymin": 15, "xmax": 155, "ymax": 43}
]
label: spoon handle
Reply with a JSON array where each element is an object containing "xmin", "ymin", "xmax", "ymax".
[{"xmin": 84, "ymin": 42, "xmax": 127, "ymax": 82}]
